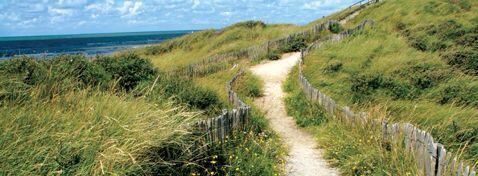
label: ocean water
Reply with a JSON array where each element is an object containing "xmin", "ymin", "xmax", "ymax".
[{"xmin": 0, "ymin": 30, "xmax": 194, "ymax": 59}]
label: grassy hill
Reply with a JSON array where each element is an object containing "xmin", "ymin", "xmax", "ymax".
[{"xmin": 291, "ymin": 0, "xmax": 478, "ymax": 172}]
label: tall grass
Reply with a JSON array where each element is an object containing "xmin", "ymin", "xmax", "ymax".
[
  {"xmin": 0, "ymin": 87, "xmax": 197, "ymax": 175},
  {"xmin": 301, "ymin": 0, "xmax": 478, "ymax": 164},
  {"xmin": 284, "ymin": 66, "xmax": 418, "ymax": 175}
]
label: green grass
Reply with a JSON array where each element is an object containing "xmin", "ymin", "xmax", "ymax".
[
  {"xmin": 0, "ymin": 88, "xmax": 197, "ymax": 175},
  {"xmin": 284, "ymin": 66, "xmax": 418, "ymax": 175},
  {"xmin": 0, "ymin": 53, "xmax": 285, "ymax": 175},
  {"xmin": 125, "ymin": 4, "xmax": 361, "ymax": 71},
  {"xmin": 193, "ymin": 67, "xmax": 285, "ymax": 175},
  {"xmin": 302, "ymin": 0, "xmax": 478, "ymax": 164}
]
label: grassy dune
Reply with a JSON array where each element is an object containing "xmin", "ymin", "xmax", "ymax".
[
  {"xmin": 130, "ymin": 4, "xmax": 360, "ymax": 71},
  {"xmin": 285, "ymin": 66, "xmax": 418, "ymax": 175},
  {"xmin": 301, "ymin": 0, "xmax": 478, "ymax": 165}
]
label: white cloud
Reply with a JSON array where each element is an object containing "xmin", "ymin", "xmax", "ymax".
[
  {"xmin": 118, "ymin": 1, "xmax": 143, "ymax": 17},
  {"xmin": 48, "ymin": 7, "xmax": 74, "ymax": 16},
  {"xmin": 191, "ymin": 0, "xmax": 200, "ymax": 9},
  {"xmin": 85, "ymin": 0, "xmax": 114, "ymax": 13},
  {"xmin": 48, "ymin": 7, "xmax": 75, "ymax": 24},
  {"xmin": 303, "ymin": 0, "xmax": 344, "ymax": 10},
  {"xmin": 57, "ymin": 0, "xmax": 88, "ymax": 7},
  {"xmin": 220, "ymin": 11, "xmax": 232, "ymax": 16}
]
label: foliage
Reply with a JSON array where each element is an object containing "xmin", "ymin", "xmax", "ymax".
[
  {"xmin": 230, "ymin": 20, "xmax": 267, "ymax": 29},
  {"xmin": 279, "ymin": 36, "xmax": 307, "ymax": 53},
  {"xmin": 266, "ymin": 50, "xmax": 280, "ymax": 60},
  {"xmin": 329, "ymin": 22, "xmax": 343, "ymax": 33},
  {"xmin": 284, "ymin": 69, "xmax": 327, "ymax": 127},
  {"xmin": 94, "ymin": 53, "xmax": 158, "ymax": 90},
  {"xmin": 234, "ymin": 72, "xmax": 263, "ymax": 98},
  {"xmin": 284, "ymin": 69, "xmax": 417, "ymax": 175},
  {"xmin": 323, "ymin": 61, "xmax": 343, "ymax": 73},
  {"xmin": 443, "ymin": 49, "xmax": 478, "ymax": 75},
  {"xmin": 0, "ymin": 89, "xmax": 197, "ymax": 175},
  {"xmin": 300, "ymin": 0, "xmax": 478, "ymax": 164}
]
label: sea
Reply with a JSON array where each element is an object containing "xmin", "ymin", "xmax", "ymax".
[{"xmin": 0, "ymin": 30, "xmax": 194, "ymax": 59}]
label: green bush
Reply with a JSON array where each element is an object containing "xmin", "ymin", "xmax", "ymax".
[
  {"xmin": 231, "ymin": 20, "xmax": 266, "ymax": 29},
  {"xmin": 280, "ymin": 36, "xmax": 307, "ymax": 53},
  {"xmin": 95, "ymin": 53, "xmax": 158, "ymax": 90},
  {"xmin": 397, "ymin": 62, "xmax": 450, "ymax": 89},
  {"xmin": 443, "ymin": 49, "xmax": 478, "ymax": 75},
  {"xmin": 456, "ymin": 33, "xmax": 478, "ymax": 49},
  {"xmin": 0, "ymin": 56, "xmax": 47, "ymax": 85},
  {"xmin": 266, "ymin": 51, "xmax": 280, "ymax": 60},
  {"xmin": 408, "ymin": 35, "xmax": 429, "ymax": 51},
  {"xmin": 436, "ymin": 83, "xmax": 478, "ymax": 107},
  {"xmin": 144, "ymin": 45, "xmax": 174, "ymax": 55},
  {"xmin": 45, "ymin": 55, "xmax": 110, "ymax": 86},
  {"xmin": 329, "ymin": 23, "xmax": 342, "ymax": 33},
  {"xmin": 386, "ymin": 81, "xmax": 417, "ymax": 100},
  {"xmin": 323, "ymin": 61, "xmax": 343, "ymax": 73},
  {"xmin": 350, "ymin": 73, "xmax": 385, "ymax": 95},
  {"xmin": 178, "ymin": 87, "xmax": 219, "ymax": 110}
]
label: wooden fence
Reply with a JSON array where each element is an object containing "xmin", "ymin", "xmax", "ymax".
[
  {"xmin": 195, "ymin": 69, "xmax": 251, "ymax": 144},
  {"xmin": 297, "ymin": 20, "xmax": 476, "ymax": 176},
  {"xmin": 166, "ymin": 0, "xmax": 380, "ymax": 78}
]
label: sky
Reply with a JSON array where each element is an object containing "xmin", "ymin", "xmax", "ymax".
[{"xmin": 0, "ymin": 0, "xmax": 357, "ymax": 37}]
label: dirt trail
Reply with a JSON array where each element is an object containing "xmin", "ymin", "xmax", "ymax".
[{"xmin": 251, "ymin": 53, "xmax": 339, "ymax": 176}]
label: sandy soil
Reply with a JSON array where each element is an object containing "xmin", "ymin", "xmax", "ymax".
[{"xmin": 251, "ymin": 52, "xmax": 339, "ymax": 176}]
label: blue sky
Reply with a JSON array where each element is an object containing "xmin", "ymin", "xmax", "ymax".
[{"xmin": 0, "ymin": 0, "xmax": 356, "ymax": 37}]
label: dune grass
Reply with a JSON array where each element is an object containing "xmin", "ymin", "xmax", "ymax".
[
  {"xmin": 126, "ymin": 3, "xmax": 362, "ymax": 71},
  {"xmin": 301, "ymin": 0, "xmax": 478, "ymax": 164},
  {"xmin": 284, "ymin": 66, "xmax": 418, "ymax": 175},
  {"xmin": 0, "ymin": 88, "xmax": 198, "ymax": 175}
]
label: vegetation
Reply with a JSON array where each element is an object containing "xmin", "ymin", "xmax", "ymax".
[
  {"xmin": 3, "ymin": 0, "xmax": 476, "ymax": 174},
  {"xmin": 301, "ymin": 0, "xmax": 478, "ymax": 164},
  {"xmin": 284, "ymin": 67, "xmax": 417, "ymax": 175}
]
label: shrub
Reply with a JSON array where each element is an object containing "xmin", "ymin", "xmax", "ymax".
[
  {"xmin": 351, "ymin": 73, "xmax": 385, "ymax": 95},
  {"xmin": 45, "ymin": 55, "xmax": 110, "ymax": 86},
  {"xmin": 438, "ymin": 20, "xmax": 466, "ymax": 40},
  {"xmin": 323, "ymin": 61, "xmax": 343, "ymax": 73},
  {"xmin": 437, "ymin": 84, "xmax": 478, "ymax": 107},
  {"xmin": 144, "ymin": 45, "xmax": 174, "ymax": 55},
  {"xmin": 456, "ymin": 33, "xmax": 478, "ymax": 49},
  {"xmin": 280, "ymin": 36, "xmax": 307, "ymax": 53},
  {"xmin": 178, "ymin": 87, "xmax": 219, "ymax": 110},
  {"xmin": 398, "ymin": 62, "xmax": 450, "ymax": 89},
  {"xmin": 266, "ymin": 51, "xmax": 280, "ymax": 60},
  {"xmin": 443, "ymin": 49, "xmax": 478, "ymax": 75},
  {"xmin": 95, "ymin": 53, "xmax": 158, "ymax": 90},
  {"xmin": 0, "ymin": 56, "xmax": 47, "ymax": 85},
  {"xmin": 395, "ymin": 21, "xmax": 407, "ymax": 31},
  {"xmin": 329, "ymin": 23, "xmax": 342, "ymax": 33},
  {"xmin": 408, "ymin": 35, "xmax": 428, "ymax": 51},
  {"xmin": 386, "ymin": 81, "xmax": 417, "ymax": 100},
  {"xmin": 231, "ymin": 20, "xmax": 266, "ymax": 29}
]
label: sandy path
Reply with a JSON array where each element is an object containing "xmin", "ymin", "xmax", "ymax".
[{"xmin": 251, "ymin": 52, "xmax": 339, "ymax": 176}]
